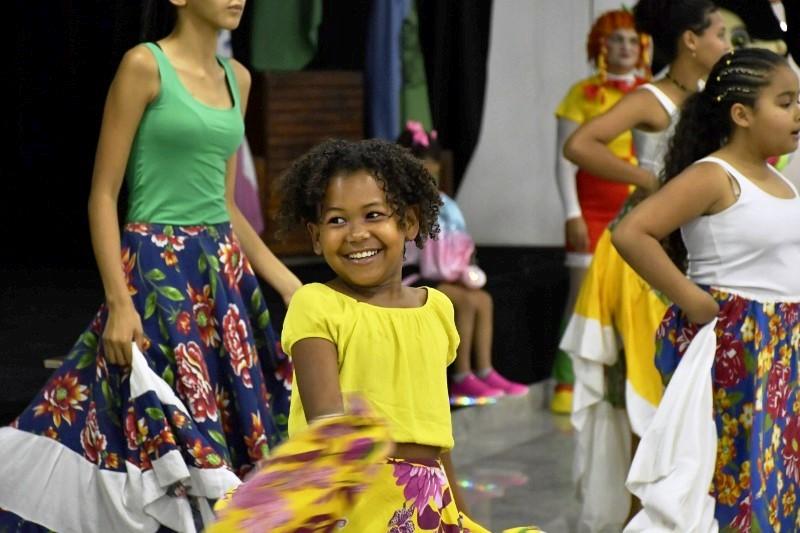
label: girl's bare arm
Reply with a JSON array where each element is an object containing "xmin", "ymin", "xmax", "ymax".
[{"xmin": 88, "ymin": 45, "xmax": 159, "ymax": 365}]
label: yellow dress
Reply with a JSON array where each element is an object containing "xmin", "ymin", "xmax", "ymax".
[{"xmin": 558, "ymin": 83, "xmax": 678, "ymax": 531}]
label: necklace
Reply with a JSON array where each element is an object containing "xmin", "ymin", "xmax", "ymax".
[{"xmin": 665, "ymin": 71, "xmax": 691, "ymax": 93}]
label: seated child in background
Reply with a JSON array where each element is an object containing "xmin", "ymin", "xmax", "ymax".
[{"xmin": 398, "ymin": 121, "xmax": 529, "ymax": 400}]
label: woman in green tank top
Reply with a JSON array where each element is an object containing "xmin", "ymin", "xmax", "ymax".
[{"xmin": 0, "ymin": 1, "xmax": 303, "ymax": 531}]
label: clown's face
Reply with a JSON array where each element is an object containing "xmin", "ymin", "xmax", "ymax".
[{"xmin": 605, "ymin": 28, "xmax": 641, "ymax": 74}]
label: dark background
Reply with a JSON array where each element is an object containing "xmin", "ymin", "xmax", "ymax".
[{"xmin": 3, "ymin": 1, "xmax": 565, "ymax": 424}]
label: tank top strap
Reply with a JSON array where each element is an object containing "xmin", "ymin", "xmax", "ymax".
[
  {"xmin": 639, "ymin": 83, "xmax": 678, "ymax": 116},
  {"xmin": 769, "ymin": 162, "xmax": 800, "ymax": 197},
  {"xmin": 142, "ymin": 42, "xmax": 178, "ymax": 89},
  {"xmin": 698, "ymin": 156, "xmax": 800, "ymax": 200},
  {"xmin": 217, "ymin": 55, "xmax": 241, "ymax": 110},
  {"xmin": 697, "ymin": 156, "xmax": 758, "ymax": 195}
]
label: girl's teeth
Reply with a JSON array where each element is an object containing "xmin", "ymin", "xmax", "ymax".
[{"xmin": 349, "ymin": 250, "xmax": 377, "ymax": 259}]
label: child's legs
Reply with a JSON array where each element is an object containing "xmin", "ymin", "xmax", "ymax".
[
  {"xmin": 437, "ymin": 282, "xmax": 477, "ymax": 374},
  {"xmin": 470, "ymin": 288, "xmax": 494, "ymax": 372}
]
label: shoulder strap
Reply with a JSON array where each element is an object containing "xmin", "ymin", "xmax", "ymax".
[
  {"xmin": 639, "ymin": 83, "xmax": 678, "ymax": 116},
  {"xmin": 142, "ymin": 42, "xmax": 171, "ymax": 79},
  {"xmin": 217, "ymin": 56, "xmax": 241, "ymax": 109}
]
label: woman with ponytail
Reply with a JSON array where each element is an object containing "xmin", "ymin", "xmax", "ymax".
[
  {"xmin": 559, "ymin": 1, "xmax": 729, "ymax": 530},
  {"xmin": 614, "ymin": 47, "xmax": 800, "ymax": 531},
  {"xmin": 0, "ymin": 1, "xmax": 301, "ymax": 531}
]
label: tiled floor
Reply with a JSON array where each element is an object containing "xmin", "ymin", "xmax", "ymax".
[{"xmin": 452, "ymin": 390, "xmax": 581, "ymax": 532}]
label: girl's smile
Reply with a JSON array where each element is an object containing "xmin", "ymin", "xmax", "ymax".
[{"xmin": 308, "ymin": 170, "xmax": 419, "ymax": 294}]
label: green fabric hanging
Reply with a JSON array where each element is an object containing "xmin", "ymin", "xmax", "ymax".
[
  {"xmin": 400, "ymin": 2, "xmax": 433, "ymax": 130},
  {"xmin": 250, "ymin": 0, "xmax": 323, "ymax": 72}
]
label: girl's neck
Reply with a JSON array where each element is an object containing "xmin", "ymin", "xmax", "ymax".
[
  {"xmin": 665, "ymin": 55, "xmax": 707, "ymax": 95},
  {"xmin": 162, "ymin": 17, "xmax": 220, "ymax": 71},
  {"xmin": 718, "ymin": 132, "xmax": 771, "ymax": 171}
]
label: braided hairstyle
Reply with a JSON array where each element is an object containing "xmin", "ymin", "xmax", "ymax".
[
  {"xmin": 661, "ymin": 47, "xmax": 789, "ymax": 267},
  {"xmin": 278, "ymin": 139, "xmax": 442, "ymax": 249},
  {"xmin": 633, "ymin": 0, "xmax": 717, "ymax": 72}
]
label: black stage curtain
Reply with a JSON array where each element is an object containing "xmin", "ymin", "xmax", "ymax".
[
  {"xmin": 307, "ymin": 0, "xmax": 372, "ymax": 70},
  {"xmin": 11, "ymin": 1, "xmax": 142, "ymax": 269},
  {"xmin": 784, "ymin": 0, "xmax": 800, "ymax": 63},
  {"xmin": 418, "ymin": 0, "xmax": 493, "ymax": 193}
]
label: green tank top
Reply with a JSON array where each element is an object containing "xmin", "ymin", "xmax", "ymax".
[{"xmin": 125, "ymin": 42, "xmax": 244, "ymax": 224}]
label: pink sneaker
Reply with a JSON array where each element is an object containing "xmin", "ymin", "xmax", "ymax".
[
  {"xmin": 479, "ymin": 369, "xmax": 529, "ymax": 396},
  {"xmin": 450, "ymin": 373, "xmax": 505, "ymax": 398}
]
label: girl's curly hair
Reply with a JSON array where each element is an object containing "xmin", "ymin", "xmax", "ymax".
[{"xmin": 277, "ymin": 138, "xmax": 442, "ymax": 248}]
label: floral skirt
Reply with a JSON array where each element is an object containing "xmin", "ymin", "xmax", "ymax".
[
  {"xmin": 0, "ymin": 222, "xmax": 291, "ymax": 533},
  {"xmin": 656, "ymin": 288, "xmax": 800, "ymax": 531},
  {"xmin": 210, "ymin": 401, "xmax": 492, "ymax": 533}
]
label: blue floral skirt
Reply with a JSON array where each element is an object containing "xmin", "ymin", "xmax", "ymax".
[
  {"xmin": 0, "ymin": 222, "xmax": 291, "ymax": 533},
  {"xmin": 656, "ymin": 288, "xmax": 800, "ymax": 531}
]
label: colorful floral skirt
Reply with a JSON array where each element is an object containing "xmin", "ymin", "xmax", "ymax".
[
  {"xmin": 211, "ymin": 403, "xmax": 491, "ymax": 533},
  {"xmin": 0, "ymin": 222, "xmax": 291, "ymax": 533},
  {"xmin": 210, "ymin": 409, "xmax": 393, "ymax": 532},
  {"xmin": 655, "ymin": 288, "xmax": 800, "ymax": 531}
]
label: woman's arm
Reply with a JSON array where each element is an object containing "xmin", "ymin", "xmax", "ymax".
[
  {"xmin": 564, "ymin": 90, "xmax": 666, "ymax": 192},
  {"xmin": 291, "ymin": 338, "xmax": 345, "ymax": 421},
  {"xmin": 225, "ymin": 60, "xmax": 302, "ymax": 305},
  {"xmin": 611, "ymin": 162, "xmax": 734, "ymax": 323},
  {"xmin": 556, "ymin": 118, "xmax": 589, "ymax": 252},
  {"xmin": 88, "ymin": 46, "xmax": 159, "ymax": 365},
  {"xmin": 556, "ymin": 118, "xmax": 581, "ymax": 220}
]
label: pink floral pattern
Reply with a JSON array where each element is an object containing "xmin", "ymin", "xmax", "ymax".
[
  {"xmin": 80, "ymin": 402, "xmax": 107, "ymax": 464},
  {"xmin": 175, "ymin": 341, "xmax": 218, "ymax": 423},
  {"xmin": 223, "ymin": 304, "xmax": 255, "ymax": 388}
]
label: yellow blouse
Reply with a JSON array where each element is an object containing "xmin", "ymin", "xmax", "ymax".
[
  {"xmin": 555, "ymin": 74, "xmax": 638, "ymax": 162},
  {"xmin": 282, "ymin": 283, "xmax": 459, "ymax": 449}
]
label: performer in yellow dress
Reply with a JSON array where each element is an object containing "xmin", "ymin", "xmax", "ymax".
[{"xmin": 552, "ymin": 9, "xmax": 650, "ymax": 414}]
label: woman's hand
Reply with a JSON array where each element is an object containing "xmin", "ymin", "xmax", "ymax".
[
  {"xmin": 636, "ymin": 170, "xmax": 660, "ymax": 194},
  {"xmin": 565, "ymin": 216, "xmax": 590, "ymax": 252},
  {"xmin": 102, "ymin": 300, "xmax": 145, "ymax": 366},
  {"xmin": 684, "ymin": 290, "xmax": 720, "ymax": 325}
]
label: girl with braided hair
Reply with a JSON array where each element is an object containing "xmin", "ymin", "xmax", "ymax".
[
  {"xmin": 552, "ymin": 8, "xmax": 650, "ymax": 414},
  {"xmin": 615, "ymin": 47, "xmax": 800, "ymax": 531},
  {"xmin": 559, "ymin": 1, "xmax": 729, "ymax": 530}
]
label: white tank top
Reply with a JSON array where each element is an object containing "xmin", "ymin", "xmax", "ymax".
[
  {"xmin": 681, "ymin": 156, "xmax": 800, "ymax": 300},
  {"xmin": 611, "ymin": 84, "xmax": 679, "ymax": 225},
  {"xmin": 632, "ymin": 84, "xmax": 679, "ymax": 178}
]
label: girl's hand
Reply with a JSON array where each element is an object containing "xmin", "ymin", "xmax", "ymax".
[
  {"xmin": 103, "ymin": 300, "xmax": 145, "ymax": 366},
  {"xmin": 638, "ymin": 171, "xmax": 660, "ymax": 194},
  {"xmin": 684, "ymin": 290, "xmax": 719, "ymax": 325},
  {"xmin": 565, "ymin": 216, "xmax": 590, "ymax": 252}
]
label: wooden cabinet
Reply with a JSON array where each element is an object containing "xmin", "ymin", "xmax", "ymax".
[{"xmin": 247, "ymin": 71, "xmax": 364, "ymax": 256}]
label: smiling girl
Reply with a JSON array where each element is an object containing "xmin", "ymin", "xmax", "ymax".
[{"xmin": 274, "ymin": 139, "xmax": 490, "ymax": 532}]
